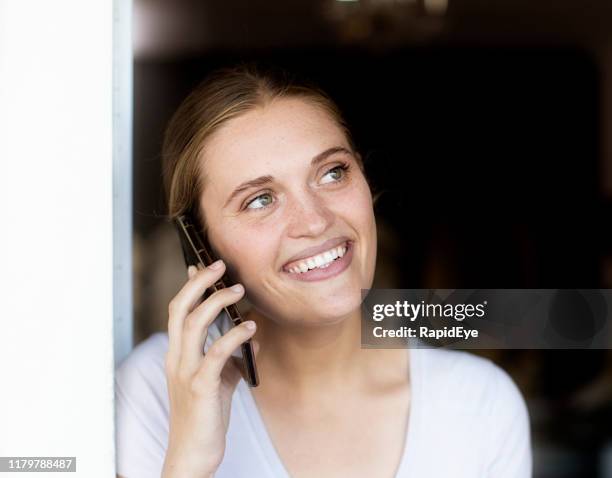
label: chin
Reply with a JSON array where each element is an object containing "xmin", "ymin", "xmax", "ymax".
[
  {"xmin": 286, "ymin": 309, "xmax": 358, "ymax": 328},
  {"xmin": 247, "ymin": 272, "xmax": 369, "ymax": 325},
  {"xmin": 303, "ymin": 295, "xmax": 362, "ymax": 325},
  {"xmin": 255, "ymin": 293, "xmax": 361, "ymax": 327}
]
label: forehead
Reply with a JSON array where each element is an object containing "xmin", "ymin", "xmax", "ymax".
[{"xmin": 201, "ymin": 97, "xmax": 349, "ymax": 180}]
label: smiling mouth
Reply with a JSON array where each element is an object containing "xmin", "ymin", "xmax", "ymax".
[{"xmin": 282, "ymin": 240, "xmax": 351, "ymax": 274}]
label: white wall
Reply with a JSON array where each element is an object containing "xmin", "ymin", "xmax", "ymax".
[{"xmin": 0, "ymin": 1, "xmax": 130, "ymax": 475}]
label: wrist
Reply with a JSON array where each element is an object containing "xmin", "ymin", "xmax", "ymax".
[{"xmin": 162, "ymin": 455, "xmax": 215, "ymax": 478}]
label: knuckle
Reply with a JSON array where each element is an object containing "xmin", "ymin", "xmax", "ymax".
[
  {"xmin": 183, "ymin": 313, "xmax": 198, "ymax": 330},
  {"xmin": 176, "ymin": 367, "xmax": 193, "ymax": 384},
  {"xmin": 198, "ymin": 265, "xmax": 220, "ymax": 283},
  {"xmin": 189, "ymin": 375, "xmax": 209, "ymax": 396},
  {"xmin": 210, "ymin": 287, "xmax": 238, "ymax": 304},
  {"xmin": 195, "ymin": 291, "xmax": 226, "ymax": 317},
  {"xmin": 168, "ymin": 299, "xmax": 181, "ymax": 317},
  {"xmin": 206, "ymin": 342, "xmax": 226, "ymax": 360},
  {"xmin": 167, "ymin": 312, "xmax": 179, "ymax": 329}
]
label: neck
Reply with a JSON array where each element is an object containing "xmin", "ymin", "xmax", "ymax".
[{"xmin": 247, "ymin": 307, "xmax": 369, "ymax": 395}]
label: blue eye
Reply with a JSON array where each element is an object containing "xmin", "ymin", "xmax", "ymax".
[
  {"xmin": 245, "ymin": 192, "xmax": 274, "ymax": 210},
  {"xmin": 321, "ymin": 163, "xmax": 350, "ymax": 185},
  {"xmin": 243, "ymin": 163, "xmax": 351, "ymax": 212}
]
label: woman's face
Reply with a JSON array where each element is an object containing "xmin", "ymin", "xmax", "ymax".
[{"xmin": 199, "ymin": 97, "xmax": 377, "ymax": 326}]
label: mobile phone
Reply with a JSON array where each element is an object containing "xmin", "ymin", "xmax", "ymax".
[{"xmin": 174, "ymin": 214, "xmax": 259, "ymax": 387}]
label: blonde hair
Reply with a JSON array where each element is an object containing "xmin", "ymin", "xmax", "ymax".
[{"xmin": 162, "ymin": 62, "xmax": 367, "ymax": 233}]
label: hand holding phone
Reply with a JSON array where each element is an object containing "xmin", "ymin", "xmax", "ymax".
[
  {"xmin": 162, "ymin": 260, "xmax": 260, "ymax": 478},
  {"xmin": 174, "ymin": 214, "xmax": 259, "ymax": 387},
  {"xmin": 161, "ymin": 215, "xmax": 261, "ymax": 477}
]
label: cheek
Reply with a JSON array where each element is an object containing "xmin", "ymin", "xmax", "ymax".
[
  {"xmin": 341, "ymin": 177, "xmax": 375, "ymax": 230},
  {"xmin": 204, "ymin": 201, "xmax": 279, "ymax": 268},
  {"xmin": 215, "ymin": 224, "xmax": 280, "ymax": 278},
  {"xmin": 345, "ymin": 180, "xmax": 377, "ymax": 273}
]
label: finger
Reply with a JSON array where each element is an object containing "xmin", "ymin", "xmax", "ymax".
[
  {"xmin": 187, "ymin": 265, "xmax": 205, "ymax": 310},
  {"xmin": 178, "ymin": 261, "xmax": 226, "ymax": 316},
  {"xmin": 167, "ymin": 260, "xmax": 226, "ymax": 366},
  {"xmin": 180, "ymin": 284, "xmax": 245, "ymax": 373},
  {"xmin": 196, "ymin": 320, "xmax": 257, "ymax": 385}
]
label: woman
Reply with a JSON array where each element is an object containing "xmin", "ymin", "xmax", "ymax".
[{"xmin": 115, "ymin": 63, "xmax": 532, "ymax": 478}]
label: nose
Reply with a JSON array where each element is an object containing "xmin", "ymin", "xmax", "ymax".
[{"xmin": 285, "ymin": 189, "xmax": 335, "ymax": 238}]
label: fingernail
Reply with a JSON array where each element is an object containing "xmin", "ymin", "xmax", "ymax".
[
  {"xmin": 187, "ymin": 265, "xmax": 197, "ymax": 278},
  {"xmin": 208, "ymin": 259, "xmax": 224, "ymax": 270},
  {"xmin": 244, "ymin": 320, "xmax": 256, "ymax": 330},
  {"xmin": 230, "ymin": 283, "xmax": 244, "ymax": 293}
]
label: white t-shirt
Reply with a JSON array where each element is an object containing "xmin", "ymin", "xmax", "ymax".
[{"xmin": 115, "ymin": 313, "xmax": 532, "ymax": 478}]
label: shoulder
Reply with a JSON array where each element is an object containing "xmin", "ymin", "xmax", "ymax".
[
  {"xmin": 414, "ymin": 347, "xmax": 532, "ymax": 476},
  {"xmin": 116, "ymin": 332, "xmax": 169, "ymax": 390},
  {"xmin": 115, "ymin": 311, "xmax": 228, "ymax": 388},
  {"xmin": 119, "ymin": 332, "xmax": 169, "ymax": 367},
  {"xmin": 114, "ymin": 333, "xmax": 171, "ymax": 477},
  {"xmin": 416, "ymin": 347, "xmax": 527, "ymax": 419},
  {"xmin": 115, "ymin": 332, "xmax": 170, "ymax": 421}
]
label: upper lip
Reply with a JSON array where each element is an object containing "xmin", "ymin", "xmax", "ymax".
[{"xmin": 282, "ymin": 236, "xmax": 351, "ymax": 270}]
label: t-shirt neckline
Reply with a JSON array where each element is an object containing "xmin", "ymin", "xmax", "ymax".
[{"xmin": 236, "ymin": 346, "xmax": 421, "ymax": 478}]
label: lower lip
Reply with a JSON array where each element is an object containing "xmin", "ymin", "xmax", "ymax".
[{"xmin": 282, "ymin": 241, "xmax": 354, "ymax": 282}]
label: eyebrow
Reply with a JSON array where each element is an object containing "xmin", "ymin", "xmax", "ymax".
[{"xmin": 223, "ymin": 146, "xmax": 353, "ymax": 208}]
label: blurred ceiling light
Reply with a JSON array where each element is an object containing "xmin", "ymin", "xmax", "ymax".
[
  {"xmin": 133, "ymin": 0, "xmax": 212, "ymax": 60},
  {"xmin": 424, "ymin": 0, "xmax": 448, "ymax": 16},
  {"xmin": 324, "ymin": 0, "xmax": 447, "ymax": 44}
]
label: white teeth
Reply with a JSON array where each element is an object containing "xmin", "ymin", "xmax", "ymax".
[{"xmin": 285, "ymin": 242, "xmax": 350, "ymax": 274}]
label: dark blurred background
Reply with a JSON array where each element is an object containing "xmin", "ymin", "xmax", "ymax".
[{"xmin": 131, "ymin": 1, "xmax": 612, "ymax": 476}]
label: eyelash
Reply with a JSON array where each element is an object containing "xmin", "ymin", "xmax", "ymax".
[{"xmin": 243, "ymin": 162, "xmax": 351, "ymax": 212}]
